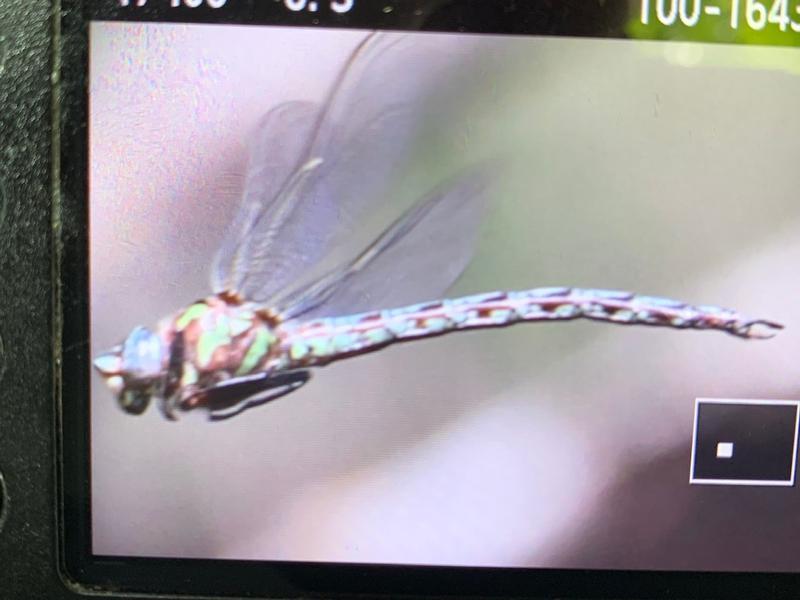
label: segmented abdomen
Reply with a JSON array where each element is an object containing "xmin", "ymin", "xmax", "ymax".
[{"xmin": 279, "ymin": 287, "xmax": 782, "ymax": 369}]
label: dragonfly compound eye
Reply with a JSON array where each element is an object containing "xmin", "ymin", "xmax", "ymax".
[
  {"xmin": 94, "ymin": 326, "xmax": 167, "ymax": 415},
  {"xmin": 121, "ymin": 326, "xmax": 165, "ymax": 381}
]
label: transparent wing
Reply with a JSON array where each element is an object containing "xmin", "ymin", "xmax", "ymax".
[
  {"xmin": 210, "ymin": 31, "xmax": 483, "ymax": 304},
  {"xmin": 211, "ymin": 100, "xmax": 321, "ymax": 294},
  {"xmin": 277, "ymin": 168, "xmax": 493, "ymax": 320}
]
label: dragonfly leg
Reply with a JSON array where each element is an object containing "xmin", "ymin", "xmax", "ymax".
[
  {"xmin": 160, "ymin": 369, "xmax": 248, "ymax": 421},
  {"xmin": 160, "ymin": 380, "xmax": 206, "ymax": 421},
  {"xmin": 183, "ymin": 370, "xmax": 311, "ymax": 421}
]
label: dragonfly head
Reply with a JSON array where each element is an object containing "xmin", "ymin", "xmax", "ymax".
[{"xmin": 93, "ymin": 326, "xmax": 166, "ymax": 415}]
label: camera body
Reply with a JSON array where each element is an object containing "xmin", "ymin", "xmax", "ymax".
[
  {"xmin": 0, "ymin": 1, "xmax": 66, "ymax": 597},
  {"xmin": 2, "ymin": 1, "xmax": 800, "ymax": 598}
]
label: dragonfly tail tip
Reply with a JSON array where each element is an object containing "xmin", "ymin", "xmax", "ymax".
[{"xmin": 737, "ymin": 318, "xmax": 784, "ymax": 340}]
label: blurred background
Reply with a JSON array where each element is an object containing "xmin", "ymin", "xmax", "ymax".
[{"xmin": 89, "ymin": 22, "xmax": 800, "ymax": 570}]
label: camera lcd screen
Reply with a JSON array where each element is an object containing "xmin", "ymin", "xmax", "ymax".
[{"xmin": 83, "ymin": 9, "xmax": 799, "ymax": 587}]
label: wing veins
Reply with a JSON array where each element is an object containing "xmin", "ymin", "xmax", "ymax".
[
  {"xmin": 220, "ymin": 31, "xmax": 379, "ymax": 295},
  {"xmin": 279, "ymin": 168, "xmax": 490, "ymax": 320}
]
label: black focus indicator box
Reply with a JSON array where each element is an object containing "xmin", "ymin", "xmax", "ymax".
[{"xmin": 690, "ymin": 399, "xmax": 800, "ymax": 486}]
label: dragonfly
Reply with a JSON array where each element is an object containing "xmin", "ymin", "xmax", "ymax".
[{"xmin": 93, "ymin": 32, "xmax": 783, "ymax": 421}]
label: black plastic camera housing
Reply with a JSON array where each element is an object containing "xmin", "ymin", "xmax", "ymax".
[{"xmin": 1, "ymin": 1, "xmax": 800, "ymax": 598}]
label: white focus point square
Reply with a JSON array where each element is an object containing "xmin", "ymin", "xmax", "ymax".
[{"xmin": 716, "ymin": 442, "xmax": 734, "ymax": 459}]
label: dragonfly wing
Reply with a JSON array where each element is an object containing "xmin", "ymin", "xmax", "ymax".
[
  {"xmin": 211, "ymin": 32, "xmax": 483, "ymax": 304},
  {"xmin": 277, "ymin": 168, "xmax": 493, "ymax": 320},
  {"xmin": 211, "ymin": 100, "xmax": 322, "ymax": 295}
]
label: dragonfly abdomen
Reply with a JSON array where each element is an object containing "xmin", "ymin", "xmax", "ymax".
[{"xmin": 279, "ymin": 287, "xmax": 782, "ymax": 369}]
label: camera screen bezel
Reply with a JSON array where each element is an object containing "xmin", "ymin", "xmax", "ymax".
[{"xmin": 57, "ymin": 1, "xmax": 800, "ymax": 597}]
